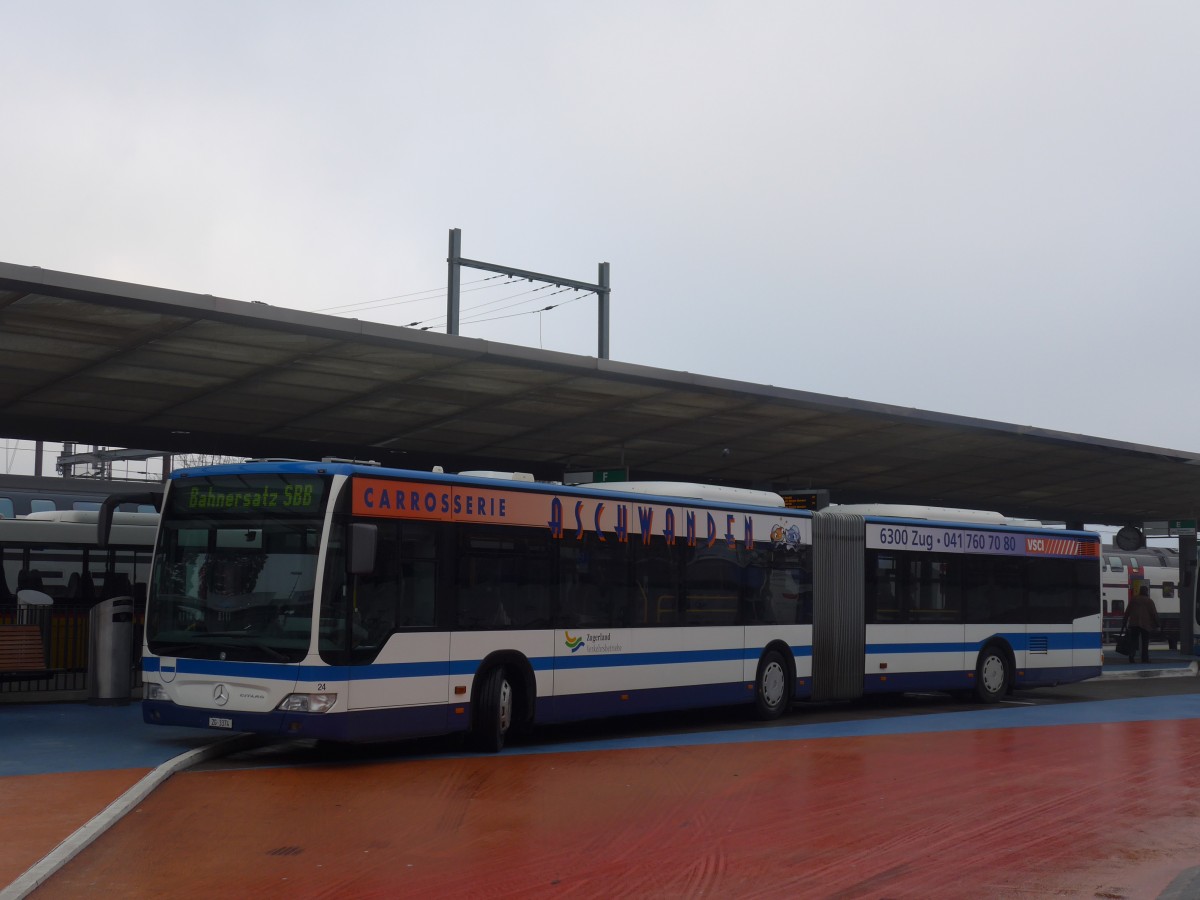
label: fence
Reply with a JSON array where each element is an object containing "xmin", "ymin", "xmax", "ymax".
[{"xmin": 0, "ymin": 602, "xmax": 144, "ymax": 698}]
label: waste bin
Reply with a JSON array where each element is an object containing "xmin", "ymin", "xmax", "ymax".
[{"xmin": 89, "ymin": 596, "xmax": 133, "ymax": 705}]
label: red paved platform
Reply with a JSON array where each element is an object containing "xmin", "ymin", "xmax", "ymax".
[
  {"xmin": 0, "ymin": 769, "xmax": 147, "ymax": 889},
  {"xmin": 25, "ymin": 717, "xmax": 1200, "ymax": 898}
]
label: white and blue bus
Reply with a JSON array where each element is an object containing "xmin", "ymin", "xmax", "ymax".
[{"xmin": 134, "ymin": 460, "xmax": 1102, "ymax": 750}]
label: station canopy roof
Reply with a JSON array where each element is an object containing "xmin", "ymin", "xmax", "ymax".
[{"xmin": 2, "ymin": 260, "xmax": 1199, "ymax": 527}]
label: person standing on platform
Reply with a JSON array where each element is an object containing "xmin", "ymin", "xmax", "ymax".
[{"xmin": 1122, "ymin": 584, "xmax": 1160, "ymax": 664}]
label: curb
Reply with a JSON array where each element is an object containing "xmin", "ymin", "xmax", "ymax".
[
  {"xmin": 1095, "ymin": 661, "xmax": 1200, "ymax": 681},
  {"xmin": 0, "ymin": 733, "xmax": 263, "ymax": 900},
  {"xmin": 1159, "ymin": 864, "xmax": 1200, "ymax": 899}
]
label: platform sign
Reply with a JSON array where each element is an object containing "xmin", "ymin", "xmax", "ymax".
[{"xmin": 1144, "ymin": 520, "xmax": 1197, "ymax": 537}]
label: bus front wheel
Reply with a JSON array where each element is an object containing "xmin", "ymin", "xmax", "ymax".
[
  {"xmin": 974, "ymin": 647, "xmax": 1009, "ymax": 704},
  {"xmin": 754, "ymin": 649, "xmax": 791, "ymax": 720},
  {"xmin": 472, "ymin": 667, "xmax": 513, "ymax": 753}
]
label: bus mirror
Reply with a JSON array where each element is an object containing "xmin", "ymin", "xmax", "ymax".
[
  {"xmin": 98, "ymin": 491, "xmax": 164, "ymax": 548},
  {"xmin": 348, "ymin": 523, "xmax": 378, "ymax": 575}
]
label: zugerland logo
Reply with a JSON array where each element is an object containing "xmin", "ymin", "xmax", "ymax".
[{"xmin": 563, "ymin": 631, "xmax": 622, "ymax": 654}]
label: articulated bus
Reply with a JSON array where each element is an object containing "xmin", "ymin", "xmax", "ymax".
[{"xmin": 135, "ymin": 461, "xmax": 1102, "ymax": 750}]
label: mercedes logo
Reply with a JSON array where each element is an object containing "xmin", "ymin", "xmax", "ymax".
[{"xmin": 213, "ymin": 684, "xmax": 229, "ymax": 706}]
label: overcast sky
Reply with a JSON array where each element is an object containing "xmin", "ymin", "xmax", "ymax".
[{"xmin": 4, "ymin": 2, "xmax": 1199, "ymax": 469}]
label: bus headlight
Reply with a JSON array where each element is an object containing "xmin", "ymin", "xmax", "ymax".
[
  {"xmin": 145, "ymin": 683, "xmax": 170, "ymax": 702},
  {"xmin": 277, "ymin": 693, "xmax": 338, "ymax": 714}
]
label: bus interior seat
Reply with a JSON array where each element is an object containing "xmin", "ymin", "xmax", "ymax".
[
  {"xmin": 61, "ymin": 572, "xmax": 97, "ymax": 605},
  {"xmin": 103, "ymin": 572, "xmax": 133, "ymax": 600},
  {"xmin": 17, "ymin": 569, "xmax": 44, "ymax": 592}
]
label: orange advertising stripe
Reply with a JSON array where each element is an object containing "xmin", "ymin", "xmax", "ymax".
[
  {"xmin": 1024, "ymin": 537, "xmax": 1099, "ymax": 558},
  {"xmin": 352, "ymin": 478, "xmax": 549, "ymax": 527},
  {"xmin": 350, "ymin": 476, "xmax": 807, "ymax": 550}
]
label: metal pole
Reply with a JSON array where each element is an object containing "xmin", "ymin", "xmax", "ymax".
[
  {"xmin": 447, "ymin": 228, "xmax": 462, "ymax": 336},
  {"xmin": 1180, "ymin": 531, "xmax": 1196, "ymax": 655},
  {"xmin": 450, "ymin": 228, "xmax": 609, "ymax": 354},
  {"xmin": 598, "ymin": 261, "xmax": 610, "ymax": 360}
]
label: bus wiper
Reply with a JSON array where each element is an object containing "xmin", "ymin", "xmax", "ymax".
[
  {"xmin": 150, "ymin": 641, "xmax": 210, "ymax": 657},
  {"xmin": 198, "ymin": 632, "xmax": 291, "ymax": 662},
  {"xmin": 251, "ymin": 643, "xmax": 288, "ymax": 662}
]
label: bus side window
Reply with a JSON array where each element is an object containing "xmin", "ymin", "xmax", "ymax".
[
  {"xmin": 866, "ymin": 552, "xmax": 902, "ymax": 624},
  {"xmin": 356, "ymin": 549, "xmax": 399, "ymax": 647},
  {"xmin": 631, "ymin": 547, "xmax": 680, "ymax": 626},
  {"xmin": 909, "ymin": 556, "xmax": 962, "ymax": 624},
  {"xmin": 743, "ymin": 544, "xmax": 808, "ymax": 626},
  {"xmin": 682, "ymin": 551, "xmax": 740, "ymax": 626},
  {"xmin": 456, "ymin": 525, "xmax": 553, "ymax": 630},
  {"xmin": 558, "ymin": 537, "xmax": 622, "ymax": 628}
]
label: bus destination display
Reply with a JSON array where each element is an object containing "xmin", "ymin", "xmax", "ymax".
[{"xmin": 171, "ymin": 476, "xmax": 325, "ymax": 515}]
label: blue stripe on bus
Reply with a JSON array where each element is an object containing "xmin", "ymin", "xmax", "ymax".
[
  {"xmin": 867, "ymin": 633, "xmax": 1099, "ymax": 654},
  {"xmin": 143, "ymin": 657, "xmax": 353, "ymax": 682},
  {"xmin": 868, "ymin": 642, "xmax": 972, "ymax": 655},
  {"xmin": 550, "ymin": 648, "xmax": 743, "ymax": 670}
]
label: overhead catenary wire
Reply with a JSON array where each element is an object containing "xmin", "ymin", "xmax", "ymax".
[
  {"xmin": 412, "ymin": 283, "xmax": 559, "ymax": 328},
  {"xmin": 418, "ymin": 286, "xmax": 587, "ymax": 330},
  {"xmin": 318, "ymin": 270, "xmax": 597, "ymax": 334},
  {"xmin": 459, "ymin": 285, "xmax": 583, "ymax": 324},
  {"xmin": 414, "ymin": 285, "xmax": 568, "ymax": 329},
  {"xmin": 316, "ymin": 274, "xmax": 513, "ymax": 314}
]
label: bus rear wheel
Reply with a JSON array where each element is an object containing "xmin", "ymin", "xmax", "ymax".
[
  {"xmin": 974, "ymin": 646, "xmax": 1009, "ymax": 704},
  {"xmin": 754, "ymin": 649, "xmax": 791, "ymax": 720},
  {"xmin": 472, "ymin": 666, "xmax": 513, "ymax": 753}
]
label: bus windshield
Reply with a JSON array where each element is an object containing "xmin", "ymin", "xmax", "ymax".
[{"xmin": 145, "ymin": 473, "xmax": 329, "ymax": 663}]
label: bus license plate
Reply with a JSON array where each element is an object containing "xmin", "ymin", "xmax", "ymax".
[{"xmin": 208, "ymin": 717, "xmax": 233, "ymax": 729}]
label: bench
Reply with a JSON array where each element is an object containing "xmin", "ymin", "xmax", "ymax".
[{"xmin": 0, "ymin": 624, "xmax": 49, "ymax": 679}]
